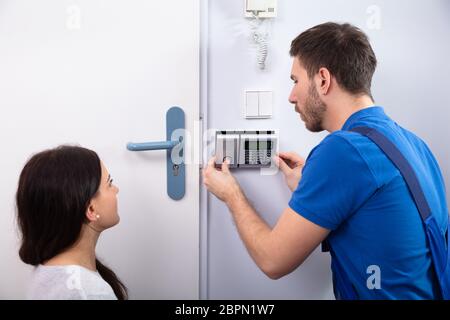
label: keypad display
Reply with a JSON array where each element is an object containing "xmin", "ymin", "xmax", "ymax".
[{"xmin": 244, "ymin": 149, "xmax": 272, "ymax": 165}]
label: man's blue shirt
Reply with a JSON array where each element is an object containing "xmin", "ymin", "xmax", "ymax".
[{"xmin": 289, "ymin": 106, "xmax": 448, "ymax": 299}]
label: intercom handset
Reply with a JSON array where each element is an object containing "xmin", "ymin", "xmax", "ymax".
[{"xmin": 215, "ymin": 130, "xmax": 277, "ymax": 168}]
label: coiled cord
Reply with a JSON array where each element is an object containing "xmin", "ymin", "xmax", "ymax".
[
  {"xmin": 250, "ymin": 14, "xmax": 269, "ymax": 70},
  {"xmin": 253, "ymin": 31, "xmax": 268, "ymax": 70}
]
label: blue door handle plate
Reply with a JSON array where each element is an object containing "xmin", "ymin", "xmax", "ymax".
[{"xmin": 126, "ymin": 106, "xmax": 185, "ymax": 200}]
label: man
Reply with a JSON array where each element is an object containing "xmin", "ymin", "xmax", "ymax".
[{"xmin": 203, "ymin": 22, "xmax": 449, "ymax": 299}]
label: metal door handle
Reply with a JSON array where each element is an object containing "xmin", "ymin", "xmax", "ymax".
[
  {"xmin": 127, "ymin": 140, "xmax": 179, "ymax": 151},
  {"xmin": 126, "ymin": 106, "xmax": 185, "ymax": 200}
]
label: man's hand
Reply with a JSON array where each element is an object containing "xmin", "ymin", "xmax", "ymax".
[
  {"xmin": 274, "ymin": 152, "xmax": 305, "ymax": 192},
  {"xmin": 202, "ymin": 156, "xmax": 242, "ymax": 204}
]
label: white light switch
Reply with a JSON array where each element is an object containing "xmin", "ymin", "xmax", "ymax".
[
  {"xmin": 258, "ymin": 91, "xmax": 272, "ymax": 117},
  {"xmin": 245, "ymin": 91, "xmax": 259, "ymax": 118}
]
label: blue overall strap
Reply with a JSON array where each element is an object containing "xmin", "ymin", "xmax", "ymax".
[
  {"xmin": 351, "ymin": 126, "xmax": 450, "ymax": 299},
  {"xmin": 350, "ymin": 126, "xmax": 432, "ymax": 221},
  {"xmin": 324, "ymin": 126, "xmax": 448, "ymax": 299}
]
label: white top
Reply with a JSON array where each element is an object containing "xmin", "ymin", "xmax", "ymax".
[{"xmin": 27, "ymin": 265, "xmax": 117, "ymax": 300}]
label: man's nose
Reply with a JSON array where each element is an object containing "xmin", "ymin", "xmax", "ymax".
[{"xmin": 288, "ymin": 90, "xmax": 297, "ymax": 104}]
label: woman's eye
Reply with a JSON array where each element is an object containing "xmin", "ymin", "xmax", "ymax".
[{"xmin": 109, "ymin": 179, "xmax": 113, "ymax": 186}]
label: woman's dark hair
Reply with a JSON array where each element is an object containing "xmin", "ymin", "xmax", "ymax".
[
  {"xmin": 16, "ymin": 145, "xmax": 128, "ymax": 300},
  {"xmin": 290, "ymin": 22, "xmax": 377, "ymax": 99}
]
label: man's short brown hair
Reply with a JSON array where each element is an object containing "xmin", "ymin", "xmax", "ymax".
[{"xmin": 290, "ymin": 22, "xmax": 377, "ymax": 98}]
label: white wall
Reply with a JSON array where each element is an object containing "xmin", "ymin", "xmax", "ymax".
[{"xmin": 205, "ymin": 0, "xmax": 450, "ymax": 299}]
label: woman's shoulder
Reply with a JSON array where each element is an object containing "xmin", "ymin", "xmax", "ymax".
[{"xmin": 27, "ymin": 264, "xmax": 117, "ymax": 300}]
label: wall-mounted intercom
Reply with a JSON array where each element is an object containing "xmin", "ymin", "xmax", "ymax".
[
  {"xmin": 244, "ymin": 0, "xmax": 277, "ymax": 70},
  {"xmin": 244, "ymin": 0, "xmax": 277, "ymax": 18},
  {"xmin": 215, "ymin": 130, "xmax": 277, "ymax": 168}
]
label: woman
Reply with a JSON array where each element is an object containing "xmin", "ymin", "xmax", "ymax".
[{"xmin": 16, "ymin": 146, "xmax": 127, "ymax": 300}]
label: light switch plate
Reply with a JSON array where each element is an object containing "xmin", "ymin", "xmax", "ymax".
[{"xmin": 244, "ymin": 90, "xmax": 273, "ymax": 119}]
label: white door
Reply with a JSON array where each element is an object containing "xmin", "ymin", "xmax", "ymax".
[{"xmin": 0, "ymin": 0, "xmax": 199, "ymax": 299}]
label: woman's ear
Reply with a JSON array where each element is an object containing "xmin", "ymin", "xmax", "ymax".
[
  {"xmin": 317, "ymin": 67, "xmax": 331, "ymax": 95},
  {"xmin": 85, "ymin": 202, "xmax": 98, "ymax": 222}
]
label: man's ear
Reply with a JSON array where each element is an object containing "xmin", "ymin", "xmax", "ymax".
[
  {"xmin": 85, "ymin": 202, "xmax": 97, "ymax": 222},
  {"xmin": 317, "ymin": 67, "xmax": 331, "ymax": 95}
]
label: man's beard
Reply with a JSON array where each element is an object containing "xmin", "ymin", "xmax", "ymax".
[{"xmin": 300, "ymin": 82, "xmax": 327, "ymax": 132}]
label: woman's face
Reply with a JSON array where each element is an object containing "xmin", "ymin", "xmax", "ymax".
[{"xmin": 89, "ymin": 162, "xmax": 120, "ymax": 231}]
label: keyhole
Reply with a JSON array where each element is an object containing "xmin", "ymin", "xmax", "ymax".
[{"xmin": 173, "ymin": 164, "xmax": 179, "ymax": 176}]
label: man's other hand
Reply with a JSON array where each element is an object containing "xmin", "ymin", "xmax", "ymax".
[{"xmin": 274, "ymin": 152, "xmax": 305, "ymax": 192}]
